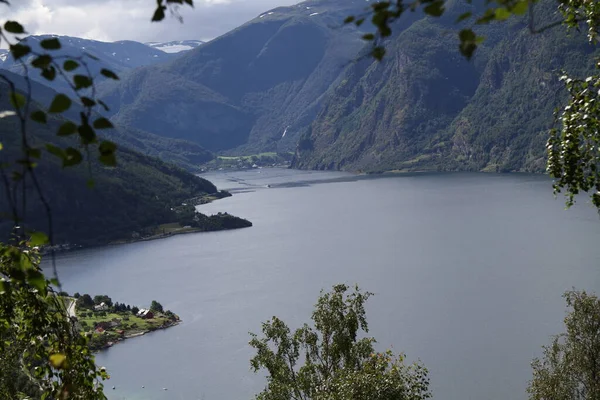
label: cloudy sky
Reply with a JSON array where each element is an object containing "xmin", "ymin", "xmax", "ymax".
[{"xmin": 1, "ymin": 0, "xmax": 299, "ymax": 43}]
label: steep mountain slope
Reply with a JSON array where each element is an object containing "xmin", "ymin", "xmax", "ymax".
[
  {"xmin": 99, "ymin": 0, "xmax": 373, "ymax": 153},
  {"xmin": 0, "ymin": 80, "xmax": 228, "ymax": 245},
  {"xmin": 292, "ymin": 1, "xmax": 600, "ymax": 172},
  {"xmin": 0, "ymin": 70, "xmax": 213, "ymax": 171}
]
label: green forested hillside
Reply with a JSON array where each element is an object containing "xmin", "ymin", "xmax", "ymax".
[
  {"xmin": 292, "ymin": 0, "xmax": 599, "ymax": 172},
  {"xmin": 0, "ymin": 90, "xmax": 222, "ymax": 246}
]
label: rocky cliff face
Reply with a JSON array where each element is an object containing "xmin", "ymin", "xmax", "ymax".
[
  {"xmin": 97, "ymin": 0, "xmax": 370, "ymax": 153},
  {"xmin": 292, "ymin": 0, "xmax": 599, "ymax": 173}
]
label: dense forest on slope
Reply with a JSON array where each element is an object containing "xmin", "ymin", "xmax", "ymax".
[
  {"xmin": 98, "ymin": 0, "xmax": 370, "ymax": 154},
  {"xmin": 0, "ymin": 87, "xmax": 222, "ymax": 246},
  {"xmin": 292, "ymin": 0, "xmax": 600, "ymax": 172}
]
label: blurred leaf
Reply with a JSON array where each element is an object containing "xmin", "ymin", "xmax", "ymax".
[
  {"xmin": 80, "ymin": 97, "xmax": 96, "ymax": 107},
  {"xmin": 41, "ymin": 66, "xmax": 56, "ymax": 81},
  {"xmin": 344, "ymin": 16, "xmax": 355, "ymax": 24},
  {"xmin": 31, "ymin": 55, "xmax": 52, "ymax": 69},
  {"xmin": 362, "ymin": 33, "xmax": 375, "ymax": 41},
  {"xmin": 512, "ymin": 1, "xmax": 529, "ymax": 15},
  {"xmin": 372, "ymin": 46, "xmax": 386, "ymax": 61},
  {"xmin": 45, "ymin": 144, "xmax": 65, "ymax": 159},
  {"xmin": 495, "ymin": 8, "xmax": 511, "ymax": 21},
  {"xmin": 9, "ymin": 44, "xmax": 31, "ymax": 60},
  {"xmin": 78, "ymin": 123, "xmax": 96, "ymax": 144},
  {"xmin": 27, "ymin": 270, "xmax": 47, "ymax": 293},
  {"xmin": 476, "ymin": 8, "xmax": 496, "ymax": 24},
  {"xmin": 57, "ymin": 121, "xmax": 77, "ymax": 136},
  {"xmin": 99, "ymin": 140, "xmax": 117, "ymax": 166},
  {"xmin": 73, "ymin": 75, "xmax": 93, "ymax": 90},
  {"xmin": 4, "ymin": 21, "xmax": 25, "ymax": 34},
  {"xmin": 456, "ymin": 11, "xmax": 472, "ymax": 23},
  {"xmin": 26, "ymin": 147, "xmax": 41, "ymax": 159},
  {"xmin": 30, "ymin": 231, "xmax": 49, "ymax": 246},
  {"xmin": 40, "ymin": 38, "xmax": 61, "ymax": 50},
  {"xmin": 63, "ymin": 60, "xmax": 79, "ymax": 71},
  {"xmin": 98, "ymin": 100, "xmax": 110, "ymax": 112},
  {"xmin": 10, "ymin": 92, "xmax": 26, "ymax": 109},
  {"xmin": 152, "ymin": 6, "xmax": 166, "ymax": 21},
  {"xmin": 31, "ymin": 110, "xmax": 47, "ymax": 124},
  {"xmin": 93, "ymin": 117, "xmax": 113, "ymax": 129},
  {"xmin": 100, "ymin": 68, "xmax": 119, "ymax": 80},
  {"xmin": 48, "ymin": 94, "xmax": 71, "ymax": 113},
  {"xmin": 424, "ymin": 1, "xmax": 445, "ymax": 17},
  {"xmin": 49, "ymin": 353, "xmax": 67, "ymax": 369},
  {"xmin": 63, "ymin": 147, "xmax": 83, "ymax": 167}
]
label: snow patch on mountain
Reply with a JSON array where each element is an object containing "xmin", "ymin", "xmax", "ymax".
[{"xmin": 145, "ymin": 40, "xmax": 204, "ymax": 54}]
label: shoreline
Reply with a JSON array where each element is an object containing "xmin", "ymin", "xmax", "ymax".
[
  {"xmin": 41, "ymin": 191, "xmax": 242, "ymax": 255},
  {"xmin": 91, "ymin": 320, "xmax": 181, "ymax": 352}
]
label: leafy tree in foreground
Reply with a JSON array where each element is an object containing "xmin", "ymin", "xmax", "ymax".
[
  {"xmin": 528, "ymin": 290, "xmax": 600, "ymax": 400},
  {"xmin": 250, "ymin": 284, "xmax": 430, "ymax": 400},
  {"xmin": 0, "ymin": 1, "xmax": 194, "ymax": 398}
]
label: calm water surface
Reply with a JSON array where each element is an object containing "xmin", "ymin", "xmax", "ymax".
[{"xmin": 47, "ymin": 170, "xmax": 600, "ymax": 400}]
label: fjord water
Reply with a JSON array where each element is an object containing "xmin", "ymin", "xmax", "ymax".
[{"xmin": 49, "ymin": 170, "xmax": 600, "ymax": 400}]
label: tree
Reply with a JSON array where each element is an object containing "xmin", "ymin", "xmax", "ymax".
[
  {"xmin": 74, "ymin": 292, "xmax": 81, "ymax": 298},
  {"xmin": 528, "ymin": 290, "xmax": 600, "ymax": 400},
  {"xmin": 77, "ymin": 293, "xmax": 94, "ymax": 309},
  {"xmin": 249, "ymin": 284, "xmax": 430, "ymax": 400},
  {"xmin": 352, "ymin": 0, "xmax": 600, "ymax": 210},
  {"xmin": 131, "ymin": 306, "xmax": 139, "ymax": 316},
  {"xmin": 150, "ymin": 300, "xmax": 164, "ymax": 313},
  {"xmin": 93, "ymin": 294, "xmax": 112, "ymax": 307},
  {"xmin": 0, "ymin": 2, "xmax": 194, "ymax": 398}
]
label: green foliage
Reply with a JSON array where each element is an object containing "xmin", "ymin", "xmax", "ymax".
[
  {"xmin": 131, "ymin": 306, "xmax": 139, "ymax": 315},
  {"xmin": 528, "ymin": 290, "xmax": 600, "ymax": 400},
  {"xmin": 548, "ymin": 66, "xmax": 600, "ymax": 208},
  {"xmin": 150, "ymin": 300, "xmax": 164, "ymax": 313},
  {"xmin": 250, "ymin": 284, "xmax": 430, "ymax": 400},
  {"xmin": 77, "ymin": 294, "xmax": 94, "ymax": 309},
  {"xmin": 93, "ymin": 295, "xmax": 112, "ymax": 307},
  {"xmin": 0, "ymin": 242, "xmax": 108, "ymax": 399}
]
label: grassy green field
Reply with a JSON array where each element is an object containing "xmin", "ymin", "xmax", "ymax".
[{"xmin": 73, "ymin": 301, "xmax": 179, "ymax": 350}]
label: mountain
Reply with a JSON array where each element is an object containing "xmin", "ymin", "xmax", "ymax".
[
  {"xmin": 292, "ymin": 1, "xmax": 600, "ymax": 172},
  {"xmin": 145, "ymin": 40, "xmax": 205, "ymax": 53},
  {"xmin": 0, "ymin": 69, "xmax": 213, "ymax": 171},
  {"xmin": 0, "ymin": 79, "xmax": 224, "ymax": 246},
  {"xmin": 98, "ymin": 0, "xmax": 374, "ymax": 153},
  {"xmin": 1, "ymin": 35, "xmax": 175, "ymax": 94}
]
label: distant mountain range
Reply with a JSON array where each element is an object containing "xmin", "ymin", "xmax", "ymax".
[
  {"xmin": 0, "ymin": 35, "xmax": 203, "ymax": 93},
  {"xmin": 5, "ymin": 0, "xmax": 597, "ymax": 175},
  {"xmin": 98, "ymin": 0, "xmax": 373, "ymax": 153}
]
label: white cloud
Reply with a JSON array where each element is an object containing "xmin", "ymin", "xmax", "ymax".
[{"xmin": 0, "ymin": 0, "xmax": 299, "ymax": 43}]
